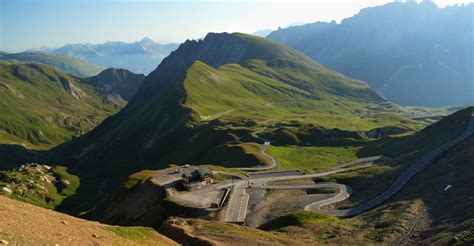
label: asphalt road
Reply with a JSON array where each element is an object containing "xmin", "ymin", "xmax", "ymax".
[
  {"xmin": 240, "ymin": 132, "xmax": 277, "ymax": 171},
  {"xmin": 224, "ymin": 182, "xmax": 250, "ymax": 223},
  {"xmin": 224, "ymin": 156, "xmax": 386, "ymax": 223}
]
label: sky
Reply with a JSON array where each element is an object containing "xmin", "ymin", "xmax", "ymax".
[{"xmin": 0, "ymin": 0, "xmax": 472, "ymax": 52}]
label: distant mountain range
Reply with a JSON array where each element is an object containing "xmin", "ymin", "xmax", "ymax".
[
  {"xmin": 251, "ymin": 29, "xmax": 274, "ymax": 37},
  {"xmin": 267, "ymin": 1, "xmax": 473, "ymax": 107},
  {"xmin": 31, "ymin": 38, "xmax": 179, "ymax": 75},
  {"xmin": 0, "ymin": 51, "xmax": 103, "ymax": 77}
]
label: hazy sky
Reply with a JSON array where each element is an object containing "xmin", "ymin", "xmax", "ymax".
[{"xmin": 0, "ymin": 0, "xmax": 471, "ymax": 52}]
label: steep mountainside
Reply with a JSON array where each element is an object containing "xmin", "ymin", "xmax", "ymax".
[
  {"xmin": 268, "ymin": 2, "xmax": 473, "ymax": 107},
  {"xmin": 82, "ymin": 68, "xmax": 145, "ymax": 108},
  {"xmin": 0, "ymin": 195, "xmax": 176, "ymax": 245},
  {"xmin": 50, "ymin": 32, "xmax": 421, "ymax": 214},
  {"xmin": 0, "ymin": 61, "xmax": 117, "ymax": 151},
  {"xmin": 0, "ymin": 51, "xmax": 103, "ymax": 77},
  {"xmin": 52, "ymin": 38, "xmax": 179, "ymax": 74}
]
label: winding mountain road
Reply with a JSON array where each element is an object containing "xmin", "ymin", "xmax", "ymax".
[
  {"xmin": 225, "ymin": 113, "xmax": 474, "ymax": 223},
  {"xmin": 240, "ymin": 132, "xmax": 277, "ymax": 171},
  {"xmin": 224, "ymin": 156, "xmax": 387, "ymax": 223}
]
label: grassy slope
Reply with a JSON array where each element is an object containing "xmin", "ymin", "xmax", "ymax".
[
  {"xmin": 182, "ymin": 34, "xmax": 419, "ymax": 131},
  {"xmin": 160, "ymin": 217, "xmax": 298, "ymax": 246},
  {"xmin": 0, "ymin": 51, "xmax": 103, "ymax": 77},
  {"xmin": 267, "ymin": 145, "xmax": 363, "ymax": 172},
  {"xmin": 0, "ymin": 195, "xmax": 176, "ymax": 245},
  {"xmin": 0, "ymin": 62, "xmax": 117, "ymax": 150}
]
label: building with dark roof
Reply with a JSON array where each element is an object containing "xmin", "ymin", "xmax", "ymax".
[{"xmin": 181, "ymin": 166, "xmax": 213, "ymax": 190}]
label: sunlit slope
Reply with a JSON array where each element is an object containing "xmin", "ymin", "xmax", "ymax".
[
  {"xmin": 0, "ymin": 62, "xmax": 117, "ymax": 148},
  {"xmin": 180, "ymin": 33, "xmax": 402, "ymax": 130},
  {"xmin": 0, "ymin": 195, "xmax": 176, "ymax": 245}
]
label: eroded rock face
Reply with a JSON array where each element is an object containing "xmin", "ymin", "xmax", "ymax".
[{"xmin": 59, "ymin": 76, "xmax": 85, "ymax": 99}]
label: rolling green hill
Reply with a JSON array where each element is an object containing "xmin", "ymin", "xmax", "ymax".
[
  {"xmin": 0, "ymin": 61, "xmax": 117, "ymax": 151},
  {"xmin": 0, "ymin": 51, "xmax": 103, "ymax": 77},
  {"xmin": 48, "ymin": 32, "xmax": 427, "ymax": 214}
]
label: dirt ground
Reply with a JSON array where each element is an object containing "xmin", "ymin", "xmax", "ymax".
[
  {"xmin": 173, "ymin": 189, "xmax": 226, "ymax": 208},
  {"xmin": 245, "ymin": 188, "xmax": 335, "ymax": 228},
  {"xmin": 0, "ymin": 196, "xmax": 176, "ymax": 245}
]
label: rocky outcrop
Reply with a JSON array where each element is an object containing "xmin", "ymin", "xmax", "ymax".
[
  {"xmin": 59, "ymin": 76, "xmax": 85, "ymax": 99},
  {"xmin": 0, "ymin": 164, "xmax": 78, "ymax": 209}
]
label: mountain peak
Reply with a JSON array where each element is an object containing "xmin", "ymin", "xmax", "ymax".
[
  {"xmin": 87, "ymin": 67, "xmax": 145, "ymax": 104},
  {"xmin": 139, "ymin": 37, "xmax": 156, "ymax": 44},
  {"xmin": 98, "ymin": 67, "xmax": 136, "ymax": 78},
  {"xmin": 134, "ymin": 32, "xmax": 382, "ymax": 108}
]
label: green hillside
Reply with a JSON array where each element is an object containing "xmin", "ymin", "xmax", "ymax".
[
  {"xmin": 180, "ymin": 33, "xmax": 419, "ymax": 131},
  {"xmin": 183, "ymin": 59, "xmax": 406, "ymax": 131},
  {"xmin": 0, "ymin": 51, "xmax": 103, "ymax": 77},
  {"xmin": 0, "ymin": 61, "xmax": 117, "ymax": 150}
]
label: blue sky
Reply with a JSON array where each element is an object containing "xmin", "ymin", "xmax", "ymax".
[{"xmin": 0, "ymin": 0, "xmax": 471, "ymax": 52}]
